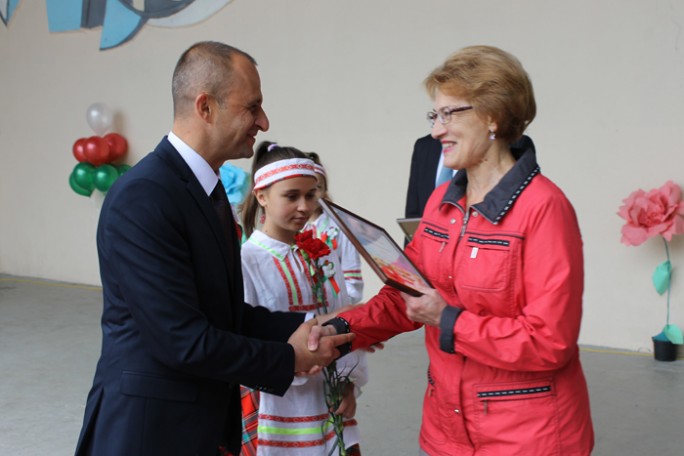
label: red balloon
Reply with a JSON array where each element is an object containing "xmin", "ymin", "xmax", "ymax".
[
  {"xmin": 84, "ymin": 136, "xmax": 111, "ymax": 166},
  {"xmin": 72, "ymin": 138, "xmax": 87, "ymax": 162},
  {"xmin": 104, "ymin": 133, "xmax": 128, "ymax": 161}
]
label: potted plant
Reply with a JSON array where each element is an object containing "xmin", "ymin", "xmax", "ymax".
[{"xmin": 617, "ymin": 180, "xmax": 684, "ymax": 361}]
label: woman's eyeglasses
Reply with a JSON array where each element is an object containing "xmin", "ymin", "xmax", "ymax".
[{"xmin": 427, "ymin": 105, "xmax": 473, "ymax": 127}]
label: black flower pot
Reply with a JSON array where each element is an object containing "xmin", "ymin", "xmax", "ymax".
[{"xmin": 652, "ymin": 337, "xmax": 678, "ymax": 361}]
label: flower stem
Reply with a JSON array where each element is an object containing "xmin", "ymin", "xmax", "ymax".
[{"xmin": 663, "ymin": 236, "xmax": 672, "ymax": 327}]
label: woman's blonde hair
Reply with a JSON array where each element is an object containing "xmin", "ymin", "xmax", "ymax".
[{"xmin": 424, "ymin": 45, "xmax": 536, "ymax": 142}]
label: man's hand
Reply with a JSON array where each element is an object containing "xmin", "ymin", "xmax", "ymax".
[
  {"xmin": 309, "ymin": 315, "xmax": 384, "ymax": 353},
  {"xmin": 402, "ymin": 285, "xmax": 447, "ymax": 327},
  {"xmin": 288, "ymin": 319, "xmax": 355, "ymax": 374}
]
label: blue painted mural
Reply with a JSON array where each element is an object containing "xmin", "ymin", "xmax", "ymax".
[{"xmin": 1, "ymin": 0, "xmax": 232, "ymax": 50}]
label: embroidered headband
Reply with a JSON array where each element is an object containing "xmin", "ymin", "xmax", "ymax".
[
  {"xmin": 313, "ymin": 163, "xmax": 326, "ymax": 177},
  {"xmin": 253, "ymin": 158, "xmax": 317, "ymax": 190}
]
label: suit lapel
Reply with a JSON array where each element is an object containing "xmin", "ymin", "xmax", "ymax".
[{"xmin": 155, "ymin": 139, "xmax": 243, "ymax": 323}]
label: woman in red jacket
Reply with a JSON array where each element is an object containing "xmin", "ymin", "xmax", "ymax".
[{"xmin": 325, "ymin": 45, "xmax": 594, "ymax": 455}]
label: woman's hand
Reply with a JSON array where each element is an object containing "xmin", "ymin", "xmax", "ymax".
[
  {"xmin": 362, "ymin": 341, "xmax": 385, "ymax": 353},
  {"xmin": 401, "ymin": 285, "xmax": 448, "ymax": 327},
  {"xmin": 316, "ymin": 303, "xmax": 363, "ymax": 325}
]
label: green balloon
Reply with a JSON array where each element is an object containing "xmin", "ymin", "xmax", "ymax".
[
  {"xmin": 93, "ymin": 164, "xmax": 119, "ymax": 192},
  {"xmin": 73, "ymin": 162, "xmax": 96, "ymax": 191},
  {"xmin": 69, "ymin": 172, "xmax": 93, "ymax": 197},
  {"xmin": 116, "ymin": 163, "xmax": 131, "ymax": 176}
]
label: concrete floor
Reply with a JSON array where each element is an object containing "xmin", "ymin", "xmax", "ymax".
[{"xmin": 1, "ymin": 274, "xmax": 682, "ymax": 455}]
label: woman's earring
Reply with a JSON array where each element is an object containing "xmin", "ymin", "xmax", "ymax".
[
  {"xmin": 259, "ymin": 209, "xmax": 266, "ymax": 224},
  {"xmin": 489, "ymin": 130, "xmax": 496, "ymax": 141}
]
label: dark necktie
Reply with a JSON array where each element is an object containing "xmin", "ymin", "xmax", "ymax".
[
  {"xmin": 210, "ymin": 180, "xmax": 238, "ymax": 248},
  {"xmin": 210, "ymin": 180, "xmax": 244, "ymax": 329}
]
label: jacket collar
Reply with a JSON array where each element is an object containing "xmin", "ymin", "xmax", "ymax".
[
  {"xmin": 167, "ymin": 131, "xmax": 218, "ymax": 196},
  {"xmin": 441, "ymin": 135, "xmax": 539, "ymax": 224}
]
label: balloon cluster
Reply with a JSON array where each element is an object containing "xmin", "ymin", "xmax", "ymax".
[{"xmin": 69, "ymin": 102, "xmax": 131, "ymax": 197}]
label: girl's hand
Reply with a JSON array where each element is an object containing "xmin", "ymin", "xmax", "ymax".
[
  {"xmin": 334, "ymin": 382, "xmax": 357, "ymax": 419},
  {"xmin": 401, "ymin": 285, "xmax": 448, "ymax": 327}
]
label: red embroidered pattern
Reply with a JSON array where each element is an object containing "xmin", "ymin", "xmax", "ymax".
[
  {"xmin": 259, "ymin": 413, "xmax": 329, "ymax": 422},
  {"xmin": 288, "ymin": 303, "xmax": 319, "ymax": 312},
  {"xmin": 259, "ymin": 431, "xmax": 334, "ymax": 448},
  {"xmin": 343, "ymin": 269, "xmax": 362, "ymax": 277},
  {"xmin": 254, "ymin": 164, "xmax": 315, "ymax": 186},
  {"xmin": 284, "ymin": 255, "xmax": 304, "ymax": 305},
  {"xmin": 273, "ymin": 258, "xmax": 294, "ymax": 308}
]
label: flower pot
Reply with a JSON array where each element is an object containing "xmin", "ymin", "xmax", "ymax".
[{"xmin": 652, "ymin": 337, "xmax": 678, "ymax": 361}]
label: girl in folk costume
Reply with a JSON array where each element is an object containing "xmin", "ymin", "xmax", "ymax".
[
  {"xmin": 303, "ymin": 152, "xmax": 364, "ymax": 304},
  {"xmin": 240, "ymin": 141, "xmax": 368, "ymax": 456}
]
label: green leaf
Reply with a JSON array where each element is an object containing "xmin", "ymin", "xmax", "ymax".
[
  {"xmin": 652, "ymin": 260, "xmax": 671, "ymax": 295},
  {"xmin": 663, "ymin": 324, "xmax": 684, "ymax": 345}
]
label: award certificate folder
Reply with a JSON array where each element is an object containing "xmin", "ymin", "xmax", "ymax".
[
  {"xmin": 396, "ymin": 217, "xmax": 421, "ymax": 241},
  {"xmin": 319, "ymin": 199, "xmax": 431, "ymax": 297}
]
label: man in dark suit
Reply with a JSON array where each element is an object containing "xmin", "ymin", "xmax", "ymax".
[
  {"xmin": 404, "ymin": 134, "xmax": 443, "ymax": 220},
  {"xmin": 75, "ymin": 42, "xmax": 353, "ymax": 456}
]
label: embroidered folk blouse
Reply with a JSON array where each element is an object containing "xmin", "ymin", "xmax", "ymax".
[
  {"xmin": 304, "ymin": 213, "xmax": 364, "ymax": 304},
  {"xmin": 241, "ymin": 230, "xmax": 368, "ymax": 455}
]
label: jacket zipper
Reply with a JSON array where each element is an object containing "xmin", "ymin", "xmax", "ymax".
[
  {"xmin": 478, "ymin": 385, "xmax": 552, "ymax": 414},
  {"xmin": 437, "ymin": 208, "xmax": 471, "ymax": 264},
  {"xmin": 459, "ymin": 209, "xmax": 471, "ymax": 242}
]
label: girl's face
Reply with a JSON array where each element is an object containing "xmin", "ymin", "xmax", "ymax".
[
  {"xmin": 256, "ymin": 176, "xmax": 319, "ymax": 243},
  {"xmin": 314, "ymin": 174, "xmax": 327, "ymax": 199}
]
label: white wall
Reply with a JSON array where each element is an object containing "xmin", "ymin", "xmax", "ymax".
[{"xmin": 2, "ymin": 0, "xmax": 684, "ymax": 352}]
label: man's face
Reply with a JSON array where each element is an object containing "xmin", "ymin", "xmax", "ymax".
[{"xmin": 213, "ymin": 55, "xmax": 270, "ymax": 161}]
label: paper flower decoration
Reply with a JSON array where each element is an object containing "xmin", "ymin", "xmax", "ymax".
[
  {"xmin": 219, "ymin": 163, "xmax": 250, "ymax": 205},
  {"xmin": 618, "ymin": 180, "xmax": 684, "ymax": 345}
]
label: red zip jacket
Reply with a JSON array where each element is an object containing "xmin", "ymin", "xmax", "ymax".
[{"xmin": 338, "ymin": 143, "xmax": 594, "ymax": 455}]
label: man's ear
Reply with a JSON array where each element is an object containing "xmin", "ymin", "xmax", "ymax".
[{"xmin": 195, "ymin": 93, "xmax": 213, "ymax": 123}]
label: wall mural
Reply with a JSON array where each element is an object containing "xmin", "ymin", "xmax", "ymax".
[{"xmin": 1, "ymin": 0, "xmax": 233, "ymax": 50}]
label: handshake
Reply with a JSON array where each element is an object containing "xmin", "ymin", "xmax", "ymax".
[{"xmin": 287, "ymin": 317, "xmax": 352, "ymax": 375}]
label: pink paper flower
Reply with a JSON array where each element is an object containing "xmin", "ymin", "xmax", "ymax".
[{"xmin": 617, "ymin": 180, "xmax": 684, "ymax": 246}]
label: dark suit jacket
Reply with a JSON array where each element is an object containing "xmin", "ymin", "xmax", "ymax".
[
  {"xmin": 75, "ymin": 137, "xmax": 304, "ymax": 456},
  {"xmin": 404, "ymin": 134, "xmax": 442, "ymax": 219}
]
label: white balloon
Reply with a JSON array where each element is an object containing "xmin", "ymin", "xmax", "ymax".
[{"xmin": 86, "ymin": 102, "xmax": 114, "ymax": 135}]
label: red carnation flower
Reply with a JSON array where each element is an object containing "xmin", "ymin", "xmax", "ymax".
[{"xmin": 295, "ymin": 230, "xmax": 331, "ymax": 260}]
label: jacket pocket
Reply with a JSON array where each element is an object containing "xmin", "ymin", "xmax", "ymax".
[
  {"xmin": 458, "ymin": 234, "xmax": 518, "ymax": 292},
  {"xmin": 471, "ymin": 379, "xmax": 561, "ymax": 454},
  {"xmin": 422, "ymin": 367, "xmax": 449, "ymax": 446},
  {"xmin": 120, "ymin": 371, "xmax": 198, "ymax": 403},
  {"xmin": 415, "ymin": 223, "xmax": 451, "ymax": 286}
]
